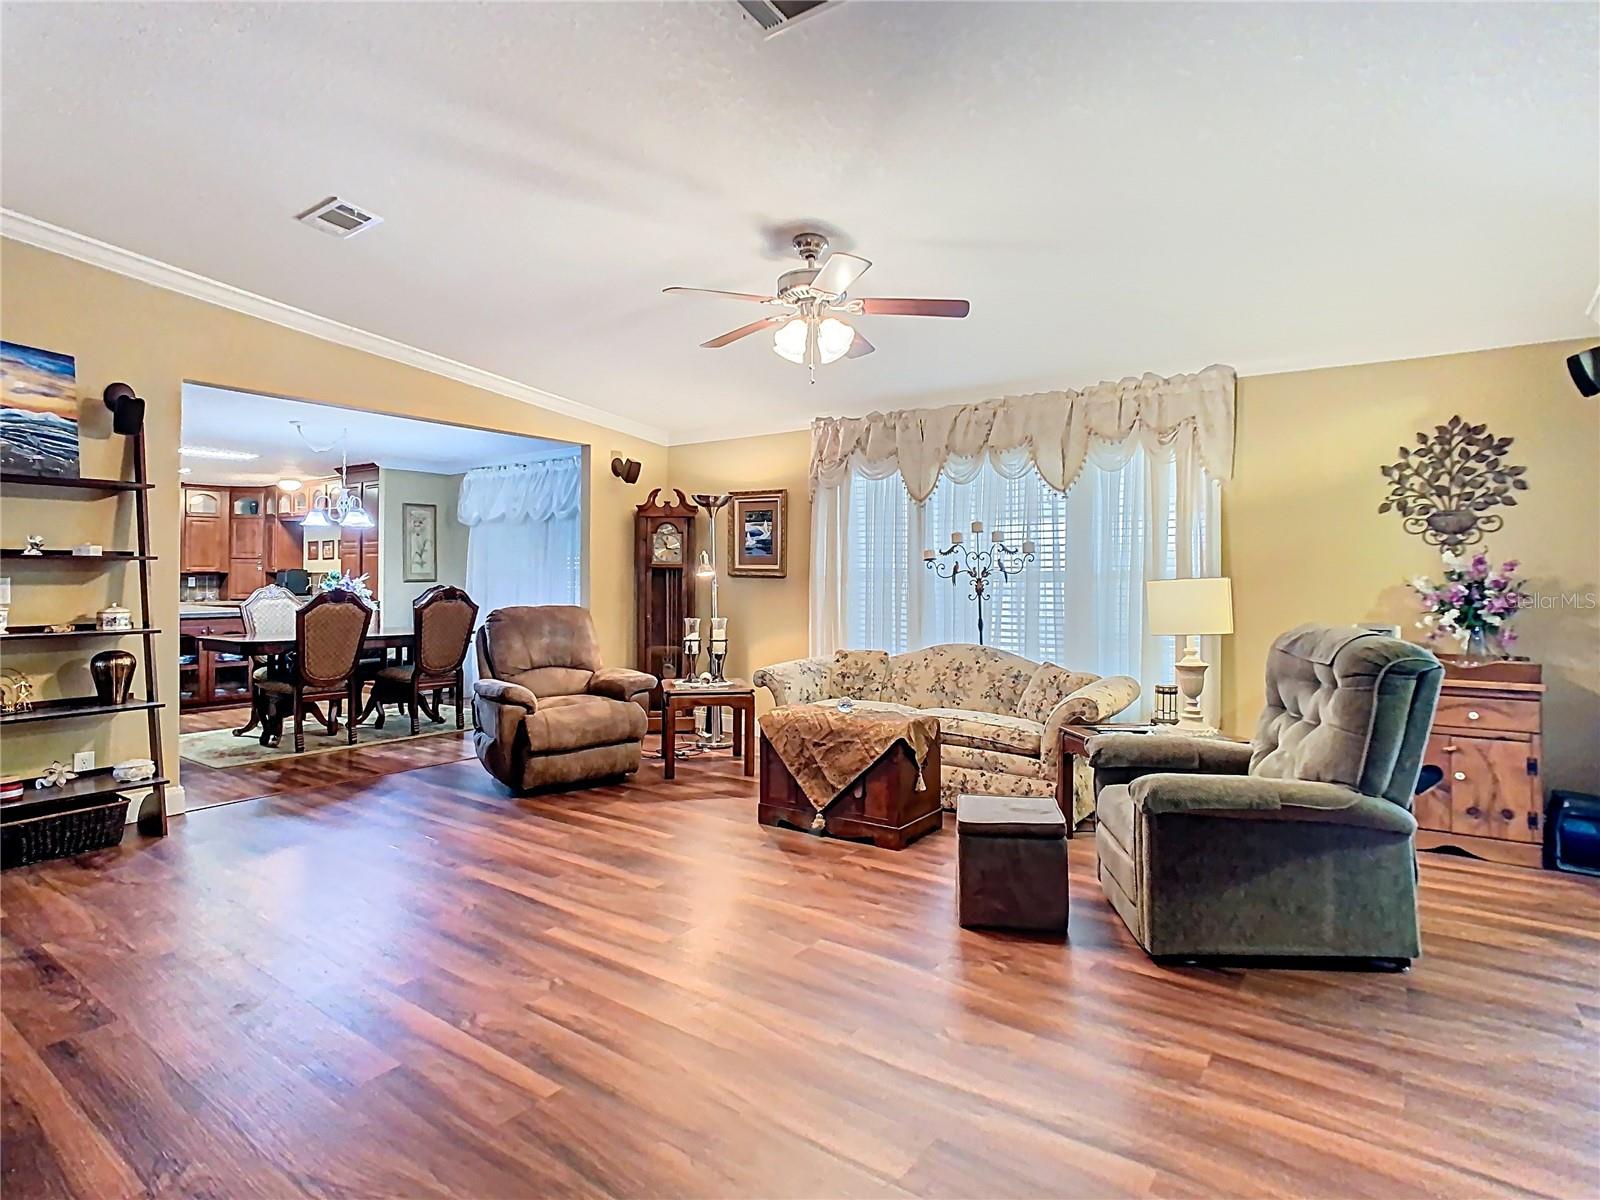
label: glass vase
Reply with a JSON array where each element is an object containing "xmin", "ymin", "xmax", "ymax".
[{"xmin": 1458, "ymin": 626, "xmax": 1500, "ymax": 667}]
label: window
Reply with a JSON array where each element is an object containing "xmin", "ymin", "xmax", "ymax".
[{"xmin": 838, "ymin": 450, "xmax": 1210, "ymax": 696}]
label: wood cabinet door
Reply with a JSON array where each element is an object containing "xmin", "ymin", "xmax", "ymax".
[
  {"xmin": 227, "ymin": 558, "xmax": 265, "ymax": 599},
  {"xmin": 265, "ymin": 519, "xmax": 303, "ymax": 572},
  {"xmin": 183, "ymin": 487, "xmax": 224, "ymax": 516},
  {"xmin": 182, "ymin": 517, "xmax": 228, "ymax": 572},
  {"xmin": 229, "ymin": 516, "xmax": 263, "ymax": 558},
  {"xmin": 1423, "ymin": 732, "xmax": 1539, "ymax": 843}
]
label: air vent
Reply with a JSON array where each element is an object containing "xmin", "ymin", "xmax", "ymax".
[
  {"xmin": 737, "ymin": 0, "xmax": 835, "ymax": 38},
  {"xmin": 296, "ymin": 196, "xmax": 383, "ymax": 239}
]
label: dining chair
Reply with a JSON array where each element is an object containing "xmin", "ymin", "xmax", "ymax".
[
  {"xmin": 357, "ymin": 585, "xmax": 478, "ymax": 735},
  {"xmin": 233, "ymin": 584, "xmax": 301, "ymax": 739},
  {"xmin": 251, "ymin": 588, "xmax": 373, "ymax": 751}
]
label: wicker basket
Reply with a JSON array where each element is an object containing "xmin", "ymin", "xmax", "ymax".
[{"xmin": 1, "ymin": 800, "xmax": 127, "ymax": 869}]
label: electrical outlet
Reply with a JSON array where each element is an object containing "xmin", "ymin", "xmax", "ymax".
[{"xmin": 73, "ymin": 751, "xmax": 96, "ymax": 774}]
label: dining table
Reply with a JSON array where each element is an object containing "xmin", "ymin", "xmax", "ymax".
[{"xmin": 194, "ymin": 627, "xmax": 424, "ymax": 747}]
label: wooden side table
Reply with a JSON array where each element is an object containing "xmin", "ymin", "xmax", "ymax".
[
  {"xmin": 661, "ymin": 678, "xmax": 755, "ymax": 780},
  {"xmin": 1415, "ymin": 658, "xmax": 1546, "ymax": 868}
]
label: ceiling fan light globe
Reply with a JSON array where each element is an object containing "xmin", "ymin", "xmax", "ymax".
[
  {"xmin": 817, "ymin": 318, "xmax": 854, "ymax": 365},
  {"xmin": 772, "ymin": 317, "xmax": 808, "ymax": 364}
]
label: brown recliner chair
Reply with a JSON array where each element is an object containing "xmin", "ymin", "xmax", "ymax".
[{"xmin": 471, "ymin": 605, "xmax": 656, "ymax": 793}]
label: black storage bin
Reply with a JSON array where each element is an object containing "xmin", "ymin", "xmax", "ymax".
[{"xmin": 1545, "ymin": 790, "xmax": 1600, "ymax": 876}]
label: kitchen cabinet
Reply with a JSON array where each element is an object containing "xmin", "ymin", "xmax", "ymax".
[
  {"xmin": 337, "ymin": 466, "xmax": 381, "ymax": 583},
  {"xmin": 180, "ymin": 486, "xmax": 230, "ymax": 572},
  {"xmin": 178, "ymin": 612, "xmax": 251, "ymax": 709},
  {"xmin": 226, "ymin": 489, "xmax": 266, "ymax": 599}
]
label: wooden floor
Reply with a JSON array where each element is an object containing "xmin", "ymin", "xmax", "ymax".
[
  {"xmin": 178, "ymin": 704, "xmax": 475, "ymax": 812},
  {"xmin": 3, "ymin": 749, "xmax": 1598, "ymax": 1199}
]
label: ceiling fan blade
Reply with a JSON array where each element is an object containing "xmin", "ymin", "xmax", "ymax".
[
  {"xmin": 846, "ymin": 330, "xmax": 875, "ymax": 359},
  {"xmin": 858, "ymin": 297, "xmax": 971, "ymax": 318},
  {"xmin": 664, "ymin": 287, "xmax": 774, "ymax": 303},
  {"xmin": 700, "ymin": 316, "xmax": 783, "ymax": 348},
  {"xmin": 811, "ymin": 252, "xmax": 872, "ymax": 297}
]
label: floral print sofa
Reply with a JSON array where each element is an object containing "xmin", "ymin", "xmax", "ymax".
[{"xmin": 753, "ymin": 645, "xmax": 1140, "ymax": 822}]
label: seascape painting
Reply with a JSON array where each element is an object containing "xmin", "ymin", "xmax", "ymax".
[{"xmin": 1, "ymin": 341, "xmax": 80, "ymax": 477}]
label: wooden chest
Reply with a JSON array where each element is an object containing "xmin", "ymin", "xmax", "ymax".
[
  {"xmin": 1415, "ymin": 659, "xmax": 1545, "ymax": 868},
  {"xmin": 758, "ymin": 735, "xmax": 942, "ymax": 851}
]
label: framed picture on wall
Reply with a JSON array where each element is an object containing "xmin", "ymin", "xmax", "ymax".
[
  {"xmin": 320, "ymin": 540, "xmax": 337, "ymax": 559},
  {"xmin": 1, "ymin": 340, "xmax": 80, "ymax": 478},
  {"xmin": 728, "ymin": 489, "xmax": 787, "ymax": 578},
  {"xmin": 308, "ymin": 541, "xmax": 321, "ymax": 561},
  {"xmin": 402, "ymin": 502, "xmax": 438, "ymax": 582}
]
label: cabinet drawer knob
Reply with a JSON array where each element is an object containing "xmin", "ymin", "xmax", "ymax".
[
  {"xmin": 1500, "ymin": 808, "xmax": 1514, "ymax": 821},
  {"xmin": 1465, "ymin": 805, "xmax": 1481, "ymax": 818},
  {"xmin": 1467, "ymin": 710, "xmax": 1480, "ymax": 720},
  {"xmin": 1453, "ymin": 771, "xmax": 1466, "ymax": 781}
]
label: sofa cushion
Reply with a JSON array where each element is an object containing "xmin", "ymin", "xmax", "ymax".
[
  {"xmin": 832, "ymin": 649, "xmax": 890, "ymax": 700},
  {"xmin": 1095, "ymin": 782, "xmax": 1137, "ymax": 854},
  {"xmin": 941, "ymin": 744, "xmax": 1048, "ymax": 780},
  {"xmin": 479, "ymin": 605, "xmax": 603, "ymax": 698},
  {"xmin": 1016, "ymin": 662, "xmax": 1099, "ymax": 722},
  {"xmin": 882, "ymin": 644, "xmax": 1037, "ymax": 714},
  {"xmin": 923, "ymin": 707, "xmax": 1043, "ymax": 757},
  {"xmin": 523, "ymin": 694, "xmax": 645, "ymax": 754}
]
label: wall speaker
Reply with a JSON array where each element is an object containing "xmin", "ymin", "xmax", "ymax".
[
  {"xmin": 102, "ymin": 383, "xmax": 146, "ymax": 436},
  {"xmin": 1567, "ymin": 347, "xmax": 1599, "ymax": 397},
  {"xmin": 610, "ymin": 456, "xmax": 642, "ymax": 484}
]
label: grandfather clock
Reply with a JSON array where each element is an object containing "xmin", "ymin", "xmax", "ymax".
[{"xmin": 635, "ymin": 488, "xmax": 698, "ymax": 731}]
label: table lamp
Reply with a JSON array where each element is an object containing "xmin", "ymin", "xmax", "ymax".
[{"xmin": 1146, "ymin": 577, "xmax": 1234, "ymax": 734}]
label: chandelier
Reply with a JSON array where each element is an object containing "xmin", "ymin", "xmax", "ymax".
[{"xmin": 293, "ymin": 421, "xmax": 373, "ymax": 530}]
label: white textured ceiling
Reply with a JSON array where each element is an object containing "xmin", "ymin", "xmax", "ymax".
[
  {"xmin": 180, "ymin": 384, "xmax": 573, "ymax": 486},
  {"xmin": 3, "ymin": 2, "xmax": 1595, "ymax": 444}
]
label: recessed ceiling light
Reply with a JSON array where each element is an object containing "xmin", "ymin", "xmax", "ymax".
[
  {"xmin": 276, "ymin": 478, "xmax": 303, "ymax": 492},
  {"xmin": 180, "ymin": 445, "xmax": 259, "ymax": 461}
]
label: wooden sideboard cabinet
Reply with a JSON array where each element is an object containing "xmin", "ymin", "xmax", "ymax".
[{"xmin": 1415, "ymin": 659, "xmax": 1545, "ymax": 869}]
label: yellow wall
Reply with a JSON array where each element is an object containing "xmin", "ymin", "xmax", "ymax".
[
  {"xmin": 0, "ymin": 237, "xmax": 667, "ymax": 792},
  {"xmin": 661, "ymin": 340, "xmax": 1599, "ymax": 793},
  {"xmin": 665, "ymin": 429, "xmax": 812, "ymax": 714},
  {"xmin": 6, "ymin": 231, "xmax": 1592, "ymax": 801},
  {"xmin": 1222, "ymin": 340, "xmax": 1599, "ymax": 793}
]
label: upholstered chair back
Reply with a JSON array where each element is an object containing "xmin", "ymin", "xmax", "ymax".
[
  {"xmin": 881, "ymin": 644, "xmax": 1039, "ymax": 715},
  {"xmin": 297, "ymin": 590, "xmax": 373, "ymax": 688},
  {"xmin": 240, "ymin": 584, "xmax": 300, "ymax": 641},
  {"xmin": 1249, "ymin": 624, "xmax": 1443, "ymax": 807},
  {"xmin": 477, "ymin": 605, "xmax": 603, "ymax": 697},
  {"xmin": 414, "ymin": 586, "xmax": 478, "ymax": 676}
]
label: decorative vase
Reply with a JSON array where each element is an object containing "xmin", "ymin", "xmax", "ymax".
[
  {"xmin": 1458, "ymin": 627, "xmax": 1500, "ymax": 668},
  {"xmin": 89, "ymin": 650, "xmax": 136, "ymax": 705}
]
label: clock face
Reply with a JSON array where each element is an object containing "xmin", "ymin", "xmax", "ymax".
[{"xmin": 651, "ymin": 521, "xmax": 683, "ymax": 565}]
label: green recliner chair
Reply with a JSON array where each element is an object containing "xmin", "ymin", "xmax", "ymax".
[{"xmin": 1088, "ymin": 625, "xmax": 1443, "ymax": 965}]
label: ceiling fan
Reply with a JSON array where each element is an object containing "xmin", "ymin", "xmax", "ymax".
[{"xmin": 664, "ymin": 233, "xmax": 970, "ymax": 381}]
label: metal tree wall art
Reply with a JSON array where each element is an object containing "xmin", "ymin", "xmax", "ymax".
[{"xmin": 1378, "ymin": 416, "xmax": 1528, "ymax": 552}]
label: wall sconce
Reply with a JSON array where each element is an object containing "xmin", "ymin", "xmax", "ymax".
[{"xmin": 610, "ymin": 454, "xmax": 641, "ymax": 484}]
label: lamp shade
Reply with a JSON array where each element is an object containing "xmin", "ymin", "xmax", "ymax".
[{"xmin": 1146, "ymin": 577, "xmax": 1234, "ymax": 636}]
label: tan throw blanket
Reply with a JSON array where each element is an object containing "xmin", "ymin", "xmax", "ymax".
[{"xmin": 759, "ymin": 703, "xmax": 938, "ymax": 813}]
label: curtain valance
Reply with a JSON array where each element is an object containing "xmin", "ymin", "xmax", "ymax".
[
  {"xmin": 809, "ymin": 364, "xmax": 1235, "ymax": 502},
  {"xmin": 457, "ymin": 455, "xmax": 581, "ymax": 526}
]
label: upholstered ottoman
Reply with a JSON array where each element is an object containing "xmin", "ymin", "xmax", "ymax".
[{"xmin": 956, "ymin": 794, "xmax": 1068, "ymax": 932}]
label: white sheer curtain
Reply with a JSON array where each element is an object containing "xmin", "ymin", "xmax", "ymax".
[
  {"xmin": 810, "ymin": 369, "xmax": 1231, "ymax": 724},
  {"xmin": 458, "ymin": 455, "xmax": 582, "ymax": 681}
]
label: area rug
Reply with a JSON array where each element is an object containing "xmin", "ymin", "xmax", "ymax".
[{"xmin": 180, "ymin": 706, "xmax": 464, "ymax": 768}]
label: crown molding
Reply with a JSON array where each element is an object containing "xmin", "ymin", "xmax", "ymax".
[{"xmin": 0, "ymin": 210, "xmax": 670, "ymax": 446}]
